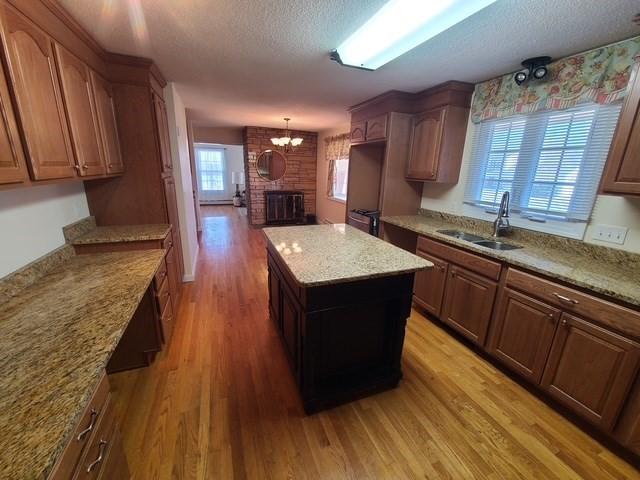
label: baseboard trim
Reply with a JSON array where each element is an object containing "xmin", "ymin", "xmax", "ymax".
[{"xmin": 182, "ymin": 243, "xmax": 199, "ymax": 283}]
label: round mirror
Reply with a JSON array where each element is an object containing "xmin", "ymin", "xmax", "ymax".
[{"xmin": 256, "ymin": 149, "xmax": 287, "ymax": 181}]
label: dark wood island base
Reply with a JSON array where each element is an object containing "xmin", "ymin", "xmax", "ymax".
[{"xmin": 267, "ymin": 245, "xmax": 415, "ymax": 414}]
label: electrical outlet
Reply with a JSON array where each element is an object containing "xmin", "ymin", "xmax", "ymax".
[{"xmin": 591, "ymin": 224, "xmax": 628, "ymax": 245}]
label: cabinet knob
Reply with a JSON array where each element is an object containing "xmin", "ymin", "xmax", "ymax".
[
  {"xmin": 561, "ymin": 319, "xmax": 568, "ymax": 327},
  {"xmin": 548, "ymin": 313, "xmax": 554, "ymax": 319},
  {"xmin": 73, "ymin": 164, "xmax": 81, "ymax": 171},
  {"xmin": 82, "ymin": 164, "xmax": 88, "ymax": 170}
]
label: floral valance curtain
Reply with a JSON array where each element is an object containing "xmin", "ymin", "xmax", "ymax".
[
  {"xmin": 471, "ymin": 36, "xmax": 640, "ymax": 123},
  {"xmin": 325, "ymin": 133, "xmax": 350, "ymax": 197}
]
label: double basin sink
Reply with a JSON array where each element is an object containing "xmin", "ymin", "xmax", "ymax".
[{"xmin": 436, "ymin": 229, "xmax": 523, "ymax": 251}]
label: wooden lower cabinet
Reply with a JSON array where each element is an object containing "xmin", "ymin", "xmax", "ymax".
[
  {"xmin": 281, "ymin": 285, "xmax": 301, "ymax": 381},
  {"xmin": 488, "ymin": 288, "xmax": 561, "ymax": 383},
  {"xmin": 49, "ymin": 373, "xmax": 129, "ymax": 479},
  {"xmin": 413, "ymin": 250, "xmax": 448, "ymax": 317},
  {"xmin": 441, "ymin": 265, "xmax": 497, "ymax": 346},
  {"xmin": 541, "ymin": 314, "xmax": 640, "ymax": 431}
]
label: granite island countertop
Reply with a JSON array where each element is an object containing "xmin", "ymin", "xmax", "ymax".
[
  {"xmin": 382, "ymin": 214, "xmax": 640, "ymax": 308},
  {"xmin": 0, "ymin": 249, "xmax": 165, "ymax": 479},
  {"xmin": 263, "ymin": 224, "xmax": 431, "ymax": 286},
  {"xmin": 72, "ymin": 224, "xmax": 171, "ymax": 244}
]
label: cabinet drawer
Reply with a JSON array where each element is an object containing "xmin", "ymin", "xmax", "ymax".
[
  {"xmin": 417, "ymin": 236, "xmax": 502, "ymax": 281},
  {"xmin": 155, "ymin": 275, "xmax": 171, "ymax": 315},
  {"xmin": 49, "ymin": 374, "xmax": 110, "ymax": 480},
  {"xmin": 162, "ymin": 232, "xmax": 173, "ymax": 250},
  {"xmin": 74, "ymin": 397, "xmax": 117, "ymax": 480},
  {"xmin": 154, "ymin": 258, "xmax": 168, "ymax": 289},
  {"xmin": 506, "ymin": 268, "xmax": 640, "ymax": 339}
]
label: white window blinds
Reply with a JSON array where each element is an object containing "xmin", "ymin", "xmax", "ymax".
[
  {"xmin": 464, "ymin": 103, "xmax": 622, "ymax": 225},
  {"xmin": 196, "ymin": 147, "xmax": 225, "ymax": 192}
]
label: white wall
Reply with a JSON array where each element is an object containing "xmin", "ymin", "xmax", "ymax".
[
  {"xmin": 316, "ymin": 126, "xmax": 350, "ymax": 224},
  {"xmin": 164, "ymin": 83, "xmax": 199, "ymax": 281},
  {"xmin": 0, "ymin": 183, "xmax": 89, "ymax": 277},
  {"xmin": 421, "ymin": 117, "xmax": 640, "ymax": 254}
]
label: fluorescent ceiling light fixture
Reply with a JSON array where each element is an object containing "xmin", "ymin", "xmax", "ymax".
[{"xmin": 332, "ymin": 0, "xmax": 497, "ymax": 70}]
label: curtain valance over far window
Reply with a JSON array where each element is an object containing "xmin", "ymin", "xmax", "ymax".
[
  {"xmin": 471, "ymin": 36, "xmax": 640, "ymax": 123},
  {"xmin": 325, "ymin": 133, "xmax": 350, "ymax": 198}
]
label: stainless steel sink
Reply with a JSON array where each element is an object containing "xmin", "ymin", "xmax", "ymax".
[
  {"xmin": 437, "ymin": 229, "xmax": 486, "ymax": 243},
  {"xmin": 473, "ymin": 240, "xmax": 522, "ymax": 251}
]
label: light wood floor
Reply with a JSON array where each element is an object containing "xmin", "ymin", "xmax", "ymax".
[{"xmin": 110, "ymin": 206, "xmax": 639, "ymax": 479}]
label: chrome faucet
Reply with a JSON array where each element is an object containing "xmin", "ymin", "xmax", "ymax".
[{"xmin": 493, "ymin": 191, "xmax": 511, "ymax": 237}]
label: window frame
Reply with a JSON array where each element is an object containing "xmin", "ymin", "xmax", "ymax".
[
  {"xmin": 195, "ymin": 145, "xmax": 226, "ymax": 193},
  {"xmin": 463, "ymin": 103, "xmax": 622, "ymax": 239},
  {"xmin": 329, "ymin": 157, "xmax": 349, "ymax": 203}
]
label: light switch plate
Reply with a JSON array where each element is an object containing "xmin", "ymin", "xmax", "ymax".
[{"xmin": 591, "ymin": 224, "xmax": 628, "ymax": 245}]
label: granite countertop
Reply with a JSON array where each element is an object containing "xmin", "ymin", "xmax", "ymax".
[
  {"xmin": 382, "ymin": 214, "xmax": 640, "ymax": 307},
  {"xmin": 72, "ymin": 224, "xmax": 171, "ymax": 245},
  {"xmin": 263, "ymin": 224, "xmax": 431, "ymax": 286},
  {"xmin": 0, "ymin": 250, "xmax": 165, "ymax": 479}
]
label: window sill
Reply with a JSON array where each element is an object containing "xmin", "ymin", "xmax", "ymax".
[{"xmin": 327, "ymin": 196, "xmax": 346, "ymax": 204}]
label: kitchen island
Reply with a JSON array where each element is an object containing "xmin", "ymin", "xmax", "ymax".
[{"xmin": 263, "ymin": 224, "xmax": 431, "ymax": 413}]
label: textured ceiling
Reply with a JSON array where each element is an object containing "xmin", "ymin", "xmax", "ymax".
[{"xmin": 59, "ymin": 0, "xmax": 640, "ymax": 131}]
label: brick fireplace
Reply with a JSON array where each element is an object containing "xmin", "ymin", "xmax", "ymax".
[{"xmin": 243, "ymin": 126, "xmax": 318, "ymax": 225}]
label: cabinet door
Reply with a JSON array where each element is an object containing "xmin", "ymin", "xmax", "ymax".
[
  {"xmin": 0, "ymin": 4, "xmax": 75, "ymax": 180},
  {"xmin": 413, "ymin": 250, "xmax": 448, "ymax": 318},
  {"xmin": 406, "ymin": 107, "xmax": 445, "ymax": 181},
  {"xmin": 601, "ymin": 66, "xmax": 640, "ymax": 195},
  {"xmin": 153, "ymin": 93, "xmax": 172, "ymax": 174},
  {"xmin": 365, "ymin": 114, "xmax": 387, "ymax": 141},
  {"xmin": 441, "ymin": 265, "xmax": 497, "ymax": 346},
  {"xmin": 350, "ymin": 121, "xmax": 366, "ymax": 143},
  {"xmin": 268, "ymin": 263, "xmax": 282, "ymax": 330},
  {"xmin": 541, "ymin": 314, "xmax": 640, "ymax": 430},
  {"xmin": 163, "ymin": 176, "xmax": 184, "ymax": 287},
  {"xmin": 54, "ymin": 44, "xmax": 105, "ymax": 177},
  {"xmin": 488, "ymin": 288, "xmax": 561, "ymax": 383},
  {"xmin": 281, "ymin": 285, "xmax": 301, "ymax": 380},
  {"xmin": 90, "ymin": 71, "xmax": 124, "ymax": 174},
  {"xmin": 0, "ymin": 45, "xmax": 27, "ymax": 185}
]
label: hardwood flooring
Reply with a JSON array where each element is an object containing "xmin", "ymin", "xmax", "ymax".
[{"xmin": 110, "ymin": 206, "xmax": 639, "ymax": 479}]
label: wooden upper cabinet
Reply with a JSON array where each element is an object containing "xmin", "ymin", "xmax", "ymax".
[
  {"xmin": 406, "ymin": 105, "xmax": 469, "ymax": 183},
  {"xmin": 413, "ymin": 250, "xmax": 448, "ymax": 318},
  {"xmin": 441, "ymin": 265, "xmax": 497, "ymax": 346},
  {"xmin": 365, "ymin": 114, "xmax": 387, "ymax": 141},
  {"xmin": 54, "ymin": 43, "xmax": 105, "ymax": 177},
  {"xmin": 406, "ymin": 107, "xmax": 445, "ymax": 181},
  {"xmin": 350, "ymin": 121, "xmax": 366, "ymax": 143},
  {"xmin": 153, "ymin": 93, "xmax": 172, "ymax": 174},
  {"xmin": 90, "ymin": 71, "xmax": 124, "ymax": 174},
  {"xmin": 488, "ymin": 288, "xmax": 561, "ymax": 384},
  {"xmin": 0, "ymin": 45, "xmax": 27, "ymax": 185},
  {"xmin": 541, "ymin": 314, "xmax": 640, "ymax": 431},
  {"xmin": 601, "ymin": 66, "xmax": 640, "ymax": 195},
  {"xmin": 0, "ymin": 3, "xmax": 76, "ymax": 180}
]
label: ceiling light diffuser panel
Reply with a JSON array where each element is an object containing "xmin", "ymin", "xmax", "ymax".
[{"xmin": 334, "ymin": 0, "xmax": 498, "ymax": 70}]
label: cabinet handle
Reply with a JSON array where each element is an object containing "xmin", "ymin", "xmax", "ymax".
[
  {"xmin": 77, "ymin": 409, "xmax": 98, "ymax": 441},
  {"xmin": 87, "ymin": 440, "xmax": 108, "ymax": 472},
  {"xmin": 552, "ymin": 293, "xmax": 579, "ymax": 305}
]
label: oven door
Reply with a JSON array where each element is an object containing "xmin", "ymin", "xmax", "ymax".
[{"xmin": 347, "ymin": 211, "xmax": 372, "ymax": 235}]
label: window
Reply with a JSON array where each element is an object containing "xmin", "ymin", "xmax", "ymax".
[
  {"xmin": 464, "ymin": 103, "xmax": 622, "ymax": 238},
  {"xmin": 196, "ymin": 147, "xmax": 225, "ymax": 192},
  {"xmin": 332, "ymin": 158, "xmax": 349, "ymax": 201}
]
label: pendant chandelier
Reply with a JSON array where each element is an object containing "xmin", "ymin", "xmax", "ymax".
[{"xmin": 270, "ymin": 117, "xmax": 303, "ymax": 153}]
